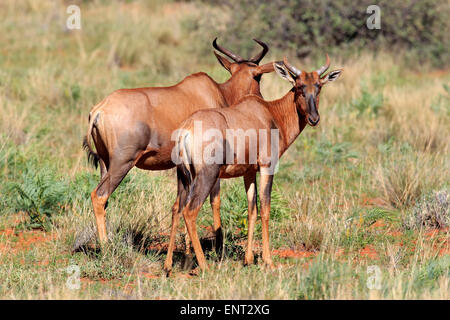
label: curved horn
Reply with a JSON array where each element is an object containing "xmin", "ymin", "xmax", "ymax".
[
  {"xmin": 212, "ymin": 38, "xmax": 244, "ymax": 63},
  {"xmin": 249, "ymin": 39, "xmax": 269, "ymax": 64},
  {"xmin": 283, "ymin": 57, "xmax": 302, "ymax": 77},
  {"xmin": 316, "ymin": 54, "xmax": 330, "ymax": 76}
]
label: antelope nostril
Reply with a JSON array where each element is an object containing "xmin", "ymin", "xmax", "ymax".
[{"xmin": 308, "ymin": 116, "xmax": 320, "ymax": 126}]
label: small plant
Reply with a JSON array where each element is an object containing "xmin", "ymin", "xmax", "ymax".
[
  {"xmin": 296, "ymin": 257, "xmax": 353, "ymax": 299},
  {"xmin": 220, "ymin": 179, "xmax": 291, "ymax": 238},
  {"xmin": 75, "ymin": 235, "xmax": 135, "ymax": 280},
  {"xmin": 411, "ymin": 257, "xmax": 450, "ymax": 290},
  {"xmin": 289, "ymin": 223, "xmax": 324, "ymax": 252},
  {"xmin": 69, "ymin": 171, "xmax": 99, "ymax": 204},
  {"xmin": 431, "ymin": 83, "xmax": 450, "ymax": 115},
  {"xmin": 8, "ymin": 164, "xmax": 68, "ymax": 230},
  {"xmin": 404, "ymin": 190, "xmax": 449, "ymax": 230},
  {"xmin": 348, "ymin": 207, "xmax": 398, "ymax": 227},
  {"xmin": 374, "ymin": 150, "xmax": 444, "ymax": 209},
  {"xmin": 351, "ymin": 83, "xmax": 384, "ymax": 116},
  {"xmin": 314, "ymin": 139, "xmax": 359, "ymax": 165}
]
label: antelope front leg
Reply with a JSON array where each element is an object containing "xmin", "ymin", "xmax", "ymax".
[
  {"xmin": 244, "ymin": 172, "xmax": 258, "ymax": 265},
  {"xmin": 259, "ymin": 173, "xmax": 274, "ymax": 268}
]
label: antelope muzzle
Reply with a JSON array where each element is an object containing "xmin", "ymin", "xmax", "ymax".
[{"xmin": 306, "ymin": 94, "xmax": 320, "ymax": 126}]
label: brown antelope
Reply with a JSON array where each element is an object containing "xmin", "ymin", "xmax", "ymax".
[
  {"xmin": 83, "ymin": 38, "xmax": 275, "ymax": 253},
  {"xmin": 169, "ymin": 55, "xmax": 342, "ymax": 271}
]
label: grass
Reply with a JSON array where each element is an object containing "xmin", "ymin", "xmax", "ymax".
[{"xmin": 0, "ymin": 0, "xmax": 449, "ymax": 299}]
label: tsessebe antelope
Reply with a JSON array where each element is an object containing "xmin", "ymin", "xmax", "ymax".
[
  {"xmin": 168, "ymin": 55, "xmax": 342, "ymax": 271},
  {"xmin": 83, "ymin": 39, "xmax": 275, "ymax": 250}
]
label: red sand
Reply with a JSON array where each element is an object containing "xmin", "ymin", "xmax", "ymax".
[{"xmin": 359, "ymin": 245, "xmax": 379, "ymax": 260}]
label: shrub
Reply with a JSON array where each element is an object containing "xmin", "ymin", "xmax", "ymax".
[
  {"xmin": 314, "ymin": 138, "xmax": 358, "ymax": 165},
  {"xmin": 197, "ymin": 0, "xmax": 449, "ymax": 66},
  {"xmin": 351, "ymin": 83, "xmax": 384, "ymax": 116},
  {"xmin": 71, "ymin": 172, "xmax": 173, "ymax": 253},
  {"xmin": 8, "ymin": 164, "xmax": 69, "ymax": 230},
  {"xmin": 296, "ymin": 257, "xmax": 354, "ymax": 299},
  {"xmin": 220, "ymin": 178, "xmax": 291, "ymax": 237},
  {"xmin": 404, "ymin": 190, "xmax": 449, "ymax": 230},
  {"xmin": 348, "ymin": 207, "xmax": 398, "ymax": 227},
  {"xmin": 411, "ymin": 257, "xmax": 450, "ymax": 290},
  {"xmin": 68, "ymin": 171, "xmax": 99, "ymax": 205},
  {"xmin": 73, "ymin": 233, "xmax": 136, "ymax": 280},
  {"xmin": 286, "ymin": 219, "xmax": 324, "ymax": 251},
  {"xmin": 373, "ymin": 149, "xmax": 445, "ymax": 209}
]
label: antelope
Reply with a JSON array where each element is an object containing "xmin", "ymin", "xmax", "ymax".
[
  {"xmin": 168, "ymin": 55, "xmax": 342, "ymax": 271},
  {"xmin": 83, "ymin": 38, "xmax": 275, "ymax": 255}
]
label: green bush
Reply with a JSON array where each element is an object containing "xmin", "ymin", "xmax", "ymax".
[
  {"xmin": 314, "ymin": 138, "xmax": 359, "ymax": 165},
  {"xmin": 296, "ymin": 257, "xmax": 353, "ymax": 299},
  {"xmin": 197, "ymin": 0, "xmax": 449, "ymax": 66},
  {"xmin": 220, "ymin": 178, "xmax": 291, "ymax": 237},
  {"xmin": 351, "ymin": 83, "xmax": 384, "ymax": 116},
  {"xmin": 8, "ymin": 164, "xmax": 69, "ymax": 230},
  {"xmin": 411, "ymin": 256, "xmax": 450, "ymax": 290},
  {"xmin": 68, "ymin": 171, "xmax": 99, "ymax": 204}
]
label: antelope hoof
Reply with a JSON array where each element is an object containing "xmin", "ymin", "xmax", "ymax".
[
  {"xmin": 244, "ymin": 254, "xmax": 254, "ymax": 266},
  {"xmin": 163, "ymin": 267, "xmax": 172, "ymax": 277},
  {"xmin": 163, "ymin": 262, "xmax": 173, "ymax": 277}
]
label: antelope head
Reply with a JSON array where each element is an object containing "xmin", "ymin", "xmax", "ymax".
[
  {"xmin": 273, "ymin": 55, "xmax": 343, "ymax": 126},
  {"xmin": 213, "ymin": 38, "xmax": 275, "ymax": 86}
]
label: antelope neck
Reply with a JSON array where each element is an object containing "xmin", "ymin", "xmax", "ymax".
[
  {"xmin": 268, "ymin": 89, "xmax": 307, "ymax": 155},
  {"xmin": 219, "ymin": 78, "xmax": 261, "ymax": 106}
]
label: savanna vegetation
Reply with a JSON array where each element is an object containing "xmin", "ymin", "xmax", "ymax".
[{"xmin": 0, "ymin": 0, "xmax": 448, "ymax": 299}]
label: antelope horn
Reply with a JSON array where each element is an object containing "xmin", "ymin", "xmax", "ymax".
[
  {"xmin": 283, "ymin": 57, "xmax": 302, "ymax": 77},
  {"xmin": 316, "ymin": 54, "xmax": 330, "ymax": 76},
  {"xmin": 212, "ymin": 38, "xmax": 244, "ymax": 63},
  {"xmin": 249, "ymin": 39, "xmax": 269, "ymax": 64}
]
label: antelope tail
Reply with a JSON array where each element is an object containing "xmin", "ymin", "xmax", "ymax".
[
  {"xmin": 178, "ymin": 131, "xmax": 193, "ymax": 190},
  {"xmin": 83, "ymin": 112, "xmax": 100, "ymax": 169}
]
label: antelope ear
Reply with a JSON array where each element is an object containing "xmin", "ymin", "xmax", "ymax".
[
  {"xmin": 321, "ymin": 69, "xmax": 343, "ymax": 84},
  {"xmin": 214, "ymin": 51, "xmax": 232, "ymax": 73},
  {"xmin": 273, "ymin": 61, "xmax": 295, "ymax": 86},
  {"xmin": 254, "ymin": 62, "xmax": 275, "ymax": 75}
]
